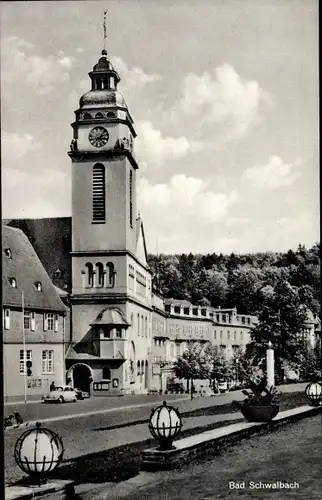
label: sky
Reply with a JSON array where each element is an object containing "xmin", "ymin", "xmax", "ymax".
[{"xmin": 1, "ymin": 0, "xmax": 319, "ymax": 255}]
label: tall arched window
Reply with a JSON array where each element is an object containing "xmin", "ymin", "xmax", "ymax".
[
  {"xmin": 106, "ymin": 262, "xmax": 115, "ymax": 287},
  {"xmin": 85, "ymin": 263, "xmax": 94, "ymax": 287},
  {"xmin": 129, "ymin": 170, "xmax": 133, "ymax": 228},
  {"xmin": 93, "ymin": 164, "xmax": 105, "ymax": 223},
  {"xmin": 96, "ymin": 263, "xmax": 104, "ymax": 287},
  {"xmin": 140, "ymin": 360, "xmax": 144, "ymax": 383}
]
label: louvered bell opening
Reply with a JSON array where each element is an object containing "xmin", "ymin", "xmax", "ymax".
[{"xmin": 93, "ymin": 165, "xmax": 106, "ymax": 223}]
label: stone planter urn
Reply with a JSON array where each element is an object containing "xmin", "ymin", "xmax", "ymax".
[{"xmin": 240, "ymin": 405, "xmax": 279, "ymax": 422}]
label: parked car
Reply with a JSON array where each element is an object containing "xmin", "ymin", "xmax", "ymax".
[
  {"xmin": 42, "ymin": 385, "xmax": 77, "ymax": 403},
  {"xmin": 74, "ymin": 388, "xmax": 90, "ymax": 400}
]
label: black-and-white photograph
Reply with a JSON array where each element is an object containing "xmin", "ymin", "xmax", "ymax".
[{"xmin": 1, "ymin": 1, "xmax": 320, "ymax": 499}]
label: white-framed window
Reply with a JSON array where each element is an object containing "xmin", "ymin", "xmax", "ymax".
[
  {"xmin": 20, "ymin": 350, "xmax": 32, "ymax": 374},
  {"xmin": 47, "ymin": 313, "xmax": 54, "ymax": 331},
  {"xmin": 44, "ymin": 313, "xmax": 55, "ymax": 331},
  {"xmin": 24, "ymin": 311, "xmax": 31, "ymax": 330},
  {"xmin": 42, "ymin": 350, "xmax": 54, "ymax": 374},
  {"xmin": 4, "ymin": 308, "xmax": 10, "ymax": 330}
]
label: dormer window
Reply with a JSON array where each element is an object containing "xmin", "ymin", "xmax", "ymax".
[
  {"xmin": 4, "ymin": 248, "xmax": 12, "ymax": 259},
  {"xmin": 8, "ymin": 277, "xmax": 17, "ymax": 288},
  {"xmin": 53, "ymin": 269, "xmax": 62, "ymax": 279},
  {"xmin": 35, "ymin": 281, "xmax": 42, "ymax": 292}
]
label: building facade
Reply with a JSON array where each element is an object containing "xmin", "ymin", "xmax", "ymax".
[{"xmin": 2, "ymin": 226, "xmax": 67, "ymax": 402}]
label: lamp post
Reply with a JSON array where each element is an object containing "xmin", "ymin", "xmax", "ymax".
[
  {"xmin": 148, "ymin": 401, "xmax": 182, "ymax": 450},
  {"xmin": 14, "ymin": 422, "xmax": 64, "ymax": 485},
  {"xmin": 21, "ymin": 289, "xmax": 27, "ymax": 404},
  {"xmin": 266, "ymin": 341, "xmax": 275, "ymax": 388},
  {"xmin": 305, "ymin": 382, "xmax": 322, "ymax": 407}
]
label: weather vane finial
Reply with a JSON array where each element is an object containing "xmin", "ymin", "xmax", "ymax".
[{"xmin": 103, "ymin": 10, "xmax": 107, "ymax": 53}]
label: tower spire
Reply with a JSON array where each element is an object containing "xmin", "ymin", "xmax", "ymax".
[{"xmin": 103, "ymin": 10, "xmax": 107, "ymax": 53}]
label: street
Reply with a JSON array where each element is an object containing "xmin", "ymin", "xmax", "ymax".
[
  {"xmin": 4, "ymin": 382, "xmax": 307, "ymax": 424},
  {"xmin": 4, "ymin": 383, "xmax": 307, "ymax": 487}
]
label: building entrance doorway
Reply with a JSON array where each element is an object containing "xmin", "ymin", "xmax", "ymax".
[{"xmin": 72, "ymin": 364, "xmax": 92, "ymax": 393}]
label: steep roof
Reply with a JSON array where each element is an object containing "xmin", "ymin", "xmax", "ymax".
[
  {"xmin": 2, "ymin": 225, "xmax": 66, "ymax": 312},
  {"xmin": 90, "ymin": 307, "xmax": 130, "ymax": 326},
  {"xmin": 6, "ymin": 217, "xmax": 72, "ymax": 292}
]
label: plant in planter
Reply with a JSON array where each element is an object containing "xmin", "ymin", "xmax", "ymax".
[{"xmin": 233, "ymin": 379, "xmax": 281, "ymax": 422}]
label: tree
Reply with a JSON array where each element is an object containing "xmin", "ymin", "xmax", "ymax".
[
  {"xmin": 172, "ymin": 342, "xmax": 205, "ymax": 399},
  {"xmin": 298, "ymin": 342, "xmax": 321, "ymax": 381},
  {"xmin": 247, "ymin": 280, "xmax": 308, "ymax": 382},
  {"xmin": 227, "ymin": 265, "xmax": 264, "ymax": 313}
]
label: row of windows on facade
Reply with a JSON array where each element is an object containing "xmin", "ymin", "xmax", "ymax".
[
  {"xmin": 214, "ymin": 330, "xmax": 244, "ymax": 341},
  {"xmin": 3, "ymin": 309, "xmax": 62, "ymax": 332},
  {"xmin": 82, "ymin": 111, "xmax": 116, "ymax": 120},
  {"xmin": 92, "ymin": 165, "xmax": 133, "ymax": 227},
  {"xmin": 152, "ymin": 318, "xmax": 166, "ymax": 334},
  {"xmin": 91, "ymin": 76, "xmax": 117, "ymax": 91},
  {"xmin": 83, "ymin": 262, "xmax": 115, "ymax": 288},
  {"xmin": 131, "ymin": 313, "xmax": 150, "ymax": 337},
  {"xmin": 166, "ymin": 304, "xmax": 252, "ymax": 325},
  {"xmin": 7, "ymin": 278, "xmax": 42, "ymax": 291},
  {"xmin": 168, "ymin": 324, "xmax": 209, "ymax": 336},
  {"xmin": 128, "ymin": 266, "xmax": 148, "ymax": 297},
  {"xmin": 20, "ymin": 350, "xmax": 54, "ymax": 374},
  {"xmin": 101, "ymin": 327, "xmax": 123, "ymax": 339}
]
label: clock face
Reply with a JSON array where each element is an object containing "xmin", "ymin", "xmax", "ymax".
[{"xmin": 89, "ymin": 127, "xmax": 109, "ymax": 148}]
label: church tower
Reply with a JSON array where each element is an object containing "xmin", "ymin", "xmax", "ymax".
[
  {"xmin": 69, "ymin": 49, "xmax": 138, "ymax": 254},
  {"xmin": 67, "ymin": 47, "xmax": 153, "ymax": 396}
]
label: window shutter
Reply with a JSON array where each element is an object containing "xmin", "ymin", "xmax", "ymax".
[
  {"xmin": 92, "ymin": 164, "xmax": 106, "ymax": 222},
  {"xmin": 31, "ymin": 312, "xmax": 36, "ymax": 331},
  {"xmin": 4, "ymin": 309, "xmax": 10, "ymax": 330},
  {"xmin": 54, "ymin": 314, "xmax": 59, "ymax": 332},
  {"xmin": 43, "ymin": 313, "xmax": 48, "ymax": 331}
]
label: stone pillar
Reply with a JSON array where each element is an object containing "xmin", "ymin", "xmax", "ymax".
[{"xmin": 266, "ymin": 341, "xmax": 275, "ymax": 387}]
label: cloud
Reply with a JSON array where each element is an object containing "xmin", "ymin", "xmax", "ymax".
[
  {"xmin": 111, "ymin": 57, "xmax": 161, "ymax": 92},
  {"xmin": 2, "ymin": 167, "xmax": 69, "ymax": 219},
  {"xmin": 1, "ymin": 36, "xmax": 74, "ymax": 95},
  {"xmin": 135, "ymin": 120, "xmax": 203, "ymax": 168},
  {"xmin": 242, "ymin": 155, "xmax": 302, "ymax": 190},
  {"xmin": 137, "ymin": 174, "xmax": 238, "ymax": 253},
  {"xmin": 171, "ymin": 63, "xmax": 271, "ymax": 141},
  {"xmin": 1, "ymin": 131, "xmax": 41, "ymax": 164}
]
